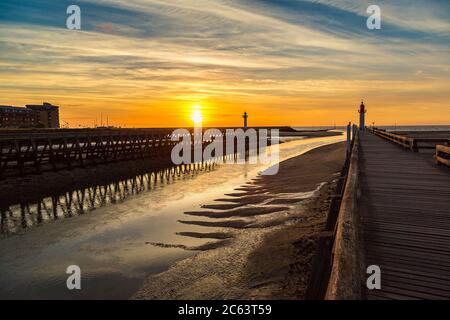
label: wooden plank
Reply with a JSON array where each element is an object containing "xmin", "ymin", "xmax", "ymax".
[
  {"xmin": 436, "ymin": 155, "xmax": 450, "ymax": 167},
  {"xmin": 364, "ymin": 256, "xmax": 450, "ymax": 274},
  {"xmin": 374, "ymin": 284, "xmax": 449, "ymax": 300},
  {"xmin": 436, "ymin": 145, "xmax": 450, "ymax": 153},
  {"xmin": 360, "ymin": 132, "xmax": 450, "ymax": 300}
]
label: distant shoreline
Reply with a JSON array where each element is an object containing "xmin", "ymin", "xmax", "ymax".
[{"xmin": 281, "ymin": 130, "xmax": 343, "ymax": 138}]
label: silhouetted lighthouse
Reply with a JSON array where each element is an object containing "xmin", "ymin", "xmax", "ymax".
[
  {"xmin": 359, "ymin": 100, "xmax": 367, "ymax": 130},
  {"xmin": 243, "ymin": 112, "xmax": 248, "ymax": 129}
]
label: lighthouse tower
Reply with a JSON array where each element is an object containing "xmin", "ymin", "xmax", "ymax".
[
  {"xmin": 359, "ymin": 100, "xmax": 367, "ymax": 130},
  {"xmin": 243, "ymin": 112, "xmax": 248, "ymax": 129}
]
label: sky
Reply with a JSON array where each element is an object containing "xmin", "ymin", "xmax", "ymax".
[{"xmin": 0, "ymin": 0, "xmax": 449, "ymax": 127}]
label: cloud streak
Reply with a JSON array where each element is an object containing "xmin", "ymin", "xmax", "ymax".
[{"xmin": 0, "ymin": 0, "xmax": 449, "ymax": 126}]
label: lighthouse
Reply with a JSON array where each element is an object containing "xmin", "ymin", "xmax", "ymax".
[
  {"xmin": 243, "ymin": 112, "xmax": 248, "ymax": 129},
  {"xmin": 359, "ymin": 100, "xmax": 367, "ymax": 130}
]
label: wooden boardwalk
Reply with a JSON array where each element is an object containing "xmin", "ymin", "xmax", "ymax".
[{"xmin": 359, "ymin": 131, "xmax": 450, "ymax": 300}]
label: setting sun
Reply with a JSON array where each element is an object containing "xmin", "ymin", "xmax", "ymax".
[{"xmin": 191, "ymin": 109, "xmax": 203, "ymax": 124}]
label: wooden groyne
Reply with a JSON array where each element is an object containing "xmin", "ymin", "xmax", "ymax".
[
  {"xmin": 0, "ymin": 127, "xmax": 284, "ymax": 178},
  {"xmin": 311, "ymin": 127, "xmax": 450, "ymax": 300}
]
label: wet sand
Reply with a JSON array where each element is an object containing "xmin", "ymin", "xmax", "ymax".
[{"xmin": 132, "ymin": 142, "xmax": 346, "ymax": 300}]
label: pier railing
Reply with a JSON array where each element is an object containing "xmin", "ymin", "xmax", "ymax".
[
  {"xmin": 368, "ymin": 127, "xmax": 417, "ymax": 151},
  {"xmin": 368, "ymin": 127, "xmax": 449, "ymax": 152},
  {"xmin": 324, "ymin": 128, "xmax": 361, "ymax": 299},
  {"xmin": 0, "ymin": 129, "xmax": 178, "ymax": 178},
  {"xmin": 306, "ymin": 125, "xmax": 360, "ymax": 299},
  {"xmin": 0, "ymin": 127, "xmax": 280, "ymax": 178},
  {"xmin": 368, "ymin": 127, "xmax": 450, "ymax": 168},
  {"xmin": 436, "ymin": 145, "xmax": 450, "ymax": 167}
]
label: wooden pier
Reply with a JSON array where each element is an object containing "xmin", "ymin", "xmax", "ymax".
[
  {"xmin": 0, "ymin": 128, "xmax": 179, "ymax": 178},
  {"xmin": 308, "ymin": 127, "xmax": 450, "ymax": 300},
  {"xmin": 359, "ymin": 131, "xmax": 450, "ymax": 299},
  {"xmin": 0, "ymin": 127, "xmax": 282, "ymax": 178}
]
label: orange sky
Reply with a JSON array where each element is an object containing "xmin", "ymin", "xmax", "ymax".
[
  {"xmin": 8, "ymin": 85, "xmax": 450, "ymax": 128},
  {"xmin": 1, "ymin": 1, "xmax": 449, "ymax": 128}
]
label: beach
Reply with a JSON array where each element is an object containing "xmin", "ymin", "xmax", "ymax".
[
  {"xmin": 0, "ymin": 135, "xmax": 345, "ymax": 299},
  {"xmin": 133, "ymin": 141, "xmax": 346, "ymax": 300}
]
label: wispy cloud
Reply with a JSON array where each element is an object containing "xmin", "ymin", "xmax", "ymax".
[{"xmin": 0, "ymin": 0, "xmax": 449, "ymax": 126}]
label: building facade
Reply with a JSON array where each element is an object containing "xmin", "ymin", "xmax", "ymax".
[
  {"xmin": 0, "ymin": 106, "xmax": 39, "ymax": 128},
  {"xmin": 25, "ymin": 103, "xmax": 60, "ymax": 128},
  {"xmin": 0, "ymin": 102, "xmax": 60, "ymax": 128}
]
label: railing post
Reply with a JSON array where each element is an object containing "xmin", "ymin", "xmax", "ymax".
[
  {"xmin": 411, "ymin": 139, "xmax": 418, "ymax": 152},
  {"xmin": 352, "ymin": 124, "xmax": 357, "ymax": 141},
  {"xmin": 346, "ymin": 122, "xmax": 351, "ymax": 154}
]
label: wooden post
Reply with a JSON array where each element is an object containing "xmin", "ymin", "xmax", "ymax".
[
  {"xmin": 411, "ymin": 139, "xmax": 418, "ymax": 152},
  {"xmin": 346, "ymin": 122, "xmax": 351, "ymax": 154}
]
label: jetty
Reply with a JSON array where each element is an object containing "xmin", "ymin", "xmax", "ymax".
[
  {"xmin": 307, "ymin": 125, "xmax": 450, "ymax": 300},
  {"xmin": 0, "ymin": 127, "xmax": 292, "ymax": 178}
]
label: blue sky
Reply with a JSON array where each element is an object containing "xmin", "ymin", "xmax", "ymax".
[{"xmin": 1, "ymin": 0, "xmax": 449, "ymax": 126}]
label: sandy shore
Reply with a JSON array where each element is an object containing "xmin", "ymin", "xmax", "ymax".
[{"xmin": 132, "ymin": 141, "xmax": 346, "ymax": 300}]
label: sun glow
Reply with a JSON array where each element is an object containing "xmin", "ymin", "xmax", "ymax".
[{"xmin": 191, "ymin": 108, "xmax": 203, "ymax": 124}]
